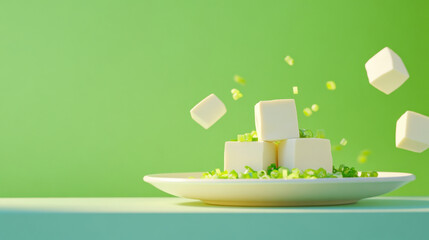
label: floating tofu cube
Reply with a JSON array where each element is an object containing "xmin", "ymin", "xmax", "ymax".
[
  {"xmin": 396, "ymin": 111, "xmax": 429, "ymax": 153},
  {"xmin": 278, "ymin": 138, "xmax": 333, "ymax": 173},
  {"xmin": 190, "ymin": 94, "xmax": 226, "ymax": 129},
  {"xmin": 224, "ymin": 141, "xmax": 277, "ymax": 172},
  {"xmin": 254, "ymin": 99, "xmax": 299, "ymax": 141},
  {"xmin": 365, "ymin": 47, "xmax": 409, "ymax": 95}
]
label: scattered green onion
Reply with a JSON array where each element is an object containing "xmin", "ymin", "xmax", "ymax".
[
  {"xmin": 233, "ymin": 130, "xmax": 258, "ymax": 142},
  {"xmin": 315, "ymin": 129, "xmax": 326, "ymax": 138},
  {"xmin": 284, "ymin": 56, "xmax": 294, "ymax": 66},
  {"xmin": 250, "ymin": 131, "xmax": 257, "ymax": 138},
  {"xmin": 232, "ymin": 92, "xmax": 243, "ymax": 101},
  {"xmin": 303, "ymin": 108, "xmax": 312, "ymax": 117},
  {"xmin": 332, "ymin": 145, "xmax": 343, "ymax": 151},
  {"xmin": 234, "ymin": 75, "xmax": 246, "ymax": 85},
  {"xmin": 357, "ymin": 149, "xmax": 372, "ymax": 164},
  {"xmin": 293, "ymin": 86, "xmax": 298, "ymax": 95},
  {"xmin": 311, "ymin": 104, "xmax": 319, "ymax": 112},
  {"xmin": 237, "ymin": 134, "xmax": 245, "ymax": 142},
  {"xmin": 201, "ymin": 164, "xmax": 378, "ymax": 179},
  {"xmin": 340, "ymin": 138, "xmax": 348, "ymax": 146},
  {"xmin": 326, "ymin": 81, "xmax": 336, "ymax": 90}
]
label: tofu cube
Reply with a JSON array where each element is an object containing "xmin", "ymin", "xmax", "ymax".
[
  {"xmin": 254, "ymin": 99, "xmax": 299, "ymax": 141},
  {"xmin": 224, "ymin": 141, "xmax": 277, "ymax": 172},
  {"xmin": 396, "ymin": 111, "xmax": 429, "ymax": 153},
  {"xmin": 278, "ymin": 138, "xmax": 333, "ymax": 173},
  {"xmin": 365, "ymin": 47, "xmax": 409, "ymax": 95},
  {"xmin": 190, "ymin": 94, "xmax": 226, "ymax": 129}
]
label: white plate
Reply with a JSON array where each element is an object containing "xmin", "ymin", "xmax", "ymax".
[{"xmin": 144, "ymin": 172, "xmax": 415, "ymax": 207}]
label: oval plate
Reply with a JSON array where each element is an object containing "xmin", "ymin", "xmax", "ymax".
[{"xmin": 144, "ymin": 172, "xmax": 415, "ymax": 207}]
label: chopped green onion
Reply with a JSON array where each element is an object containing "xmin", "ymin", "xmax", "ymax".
[
  {"xmin": 201, "ymin": 165, "xmax": 377, "ymax": 179},
  {"xmin": 357, "ymin": 155, "xmax": 367, "ymax": 163},
  {"xmin": 357, "ymin": 149, "xmax": 371, "ymax": 164},
  {"xmin": 250, "ymin": 130, "xmax": 257, "ymax": 138},
  {"xmin": 232, "ymin": 92, "xmax": 243, "ymax": 100},
  {"xmin": 303, "ymin": 108, "xmax": 312, "ymax": 117},
  {"xmin": 340, "ymin": 138, "xmax": 348, "ymax": 146},
  {"xmin": 234, "ymin": 75, "xmax": 246, "ymax": 85},
  {"xmin": 284, "ymin": 56, "xmax": 294, "ymax": 66},
  {"xmin": 244, "ymin": 133, "xmax": 252, "ymax": 142},
  {"xmin": 304, "ymin": 169, "xmax": 316, "ymax": 176},
  {"xmin": 333, "ymin": 145, "xmax": 343, "ymax": 151},
  {"xmin": 315, "ymin": 129, "xmax": 326, "ymax": 138},
  {"xmin": 326, "ymin": 81, "xmax": 336, "ymax": 90},
  {"xmin": 267, "ymin": 163, "xmax": 277, "ymax": 175},
  {"xmin": 315, "ymin": 168, "xmax": 327, "ymax": 178},
  {"xmin": 293, "ymin": 86, "xmax": 298, "ymax": 95},
  {"xmin": 237, "ymin": 134, "xmax": 245, "ymax": 142},
  {"xmin": 299, "ymin": 129, "xmax": 313, "ymax": 138},
  {"xmin": 270, "ymin": 170, "xmax": 280, "ymax": 178},
  {"xmin": 311, "ymin": 104, "xmax": 319, "ymax": 112}
]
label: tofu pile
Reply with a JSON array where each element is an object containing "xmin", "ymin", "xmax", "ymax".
[{"xmin": 224, "ymin": 99, "xmax": 333, "ymax": 173}]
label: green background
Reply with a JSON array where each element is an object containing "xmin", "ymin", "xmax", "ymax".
[{"xmin": 0, "ymin": 0, "xmax": 428, "ymax": 197}]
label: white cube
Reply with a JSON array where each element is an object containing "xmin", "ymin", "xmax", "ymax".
[
  {"xmin": 224, "ymin": 141, "xmax": 277, "ymax": 172},
  {"xmin": 278, "ymin": 138, "xmax": 333, "ymax": 173},
  {"xmin": 396, "ymin": 111, "xmax": 429, "ymax": 153},
  {"xmin": 365, "ymin": 47, "xmax": 409, "ymax": 95},
  {"xmin": 254, "ymin": 99, "xmax": 299, "ymax": 141},
  {"xmin": 190, "ymin": 94, "xmax": 226, "ymax": 129}
]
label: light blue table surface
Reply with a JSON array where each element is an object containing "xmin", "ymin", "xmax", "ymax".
[{"xmin": 0, "ymin": 197, "xmax": 427, "ymax": 240}]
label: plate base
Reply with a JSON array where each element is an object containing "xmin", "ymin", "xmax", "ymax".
[{"xmin": 202, "ymin": 199, "xmax": 359, "ymax": 207}]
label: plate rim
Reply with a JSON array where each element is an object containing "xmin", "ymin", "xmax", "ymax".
[{"xmin": 143, "ymin": 171, "xmax": 416, "ymax": 184}]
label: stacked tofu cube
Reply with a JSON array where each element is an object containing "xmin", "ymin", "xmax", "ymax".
[{"xmin": 224, "ymin": 99, "xmax": 333, "ymax": 173}]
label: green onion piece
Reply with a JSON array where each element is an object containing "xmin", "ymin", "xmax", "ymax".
[
  {"xmin": 215, "ymin": 169, "xmax": 222, "ymax": 175},
  {"xmin": 284, "ymin": 56, "xmax": 294, "ymax": 66},
  {"xmin": 340, "ymin": 138, "xmax": 348, "ymax": 146},
  {"xmin": 238, "ymin": 173, "xmax": 250, "ymax": 179},
  {"xmin": 315, "ymin": 129, "xmax": 326, "ymax": 138},
  {"xmin": 370, "ymin": 171, "xmax": 378, "ymax": 177},
  {"xmin": 234, "ymin": 75, "xmax": 246, "ymax": 85},
  {"xmin": 311, "ymin": 104, "xmax": 319, "ymax": 112},
  {"xmin": 316, "ymin": 168, "xmax": 327, "ymax": 178},
  {"xmin": 357, "ymin": 155, "xmax": 367, "ymax": 164},
  {"xmin": 357, "ymin": 149, "xmax": 371, "ymax": 164},
  {"xmin": 244, "ymin": 166, "xmax": 255, "ymax": 173},
  {"xmin": 293, "ymin": 86, "xmax": 298, "ymax": 95},
  {"xmin": 333, "ymin": 172, "xmax": 343, "ymax": 178},
  {"xmin": 229, "ymin": 170, "xmax": 238, "ymax": 179},
  {"xmin": 332, "ymin": 145, "xmax": 343, "ymax": 151},
  {"xmin": 326, "ymin": 81, "xmax": 336, "ymax": 90},
  {"xmin": 232, "ymin": 92, "xmax": 243, "ymax": 101},
  {"xmin": 267, "ymin": 163, "xmax": 277, "ymax": 174},
  {"xmin": 257, "ymin": 170, "xmax": 267, "ymax": 178},
  {"xmin": 237, "ymin": 134, "xmax": 245, "ymax": 142},
  {"xmin": 299, "ymin": 129, "xmax": 305, "ymax": 138},
  {"xmin": 244, "ymin": 133, "xmax": 252, "ymax": 142},
  {"xmin": 270, "ymin": 170, "xmax": 280, "ymax": 178},
  {"xmin": 299, "ymin": 129, "xmax": 313, "ymax": 138},
  {"xmin": 231, "ymin": 88, "xmax": 239, "ymax": 94},
  {"xmin": 304, "ymin": 169, "xmax": 316, "ymax": 176},
  {"xmin": 250, "ymin": 131, "xmax": 257, "ymax": 138},
  {"xmin": 303, "ymin": 108, "xmax": 312, "ymax": 117}
]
